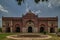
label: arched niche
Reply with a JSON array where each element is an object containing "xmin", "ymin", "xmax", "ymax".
[
  {"xmin": 40, "ymin": 27, "xmax": 44, "ymax": 33},
  {"xmin": 25, "ymin": 20, "xmax": 35, "ymax": 33},
  {"xmin": 28, "ymin": 26, "xmax": 32, "ymax": 33},
  {"xmin": 50, "ymin": 27, "xmax": 55, "ymax": 33},
  {"xmin": 39, "ymin": 24, "xmax": 45, "ymax": 33},
  {"xmin": 15, "ymin": 24, "xmax": 20, "ymax": 32},
  {"xmin": 6, "ymin": 27, "xmax": 10, "ymax": 32}
]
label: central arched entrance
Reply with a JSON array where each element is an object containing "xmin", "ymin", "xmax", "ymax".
[
  {"xmin": 28, "ymin": 26, "xmax": 32, "ymax": 33},
  {"xmin": 26, "ymin": 20, "xmax": 34, "ymax": 33},
  {"xmin": 40, "ymin": 27, "xmax": 44, "ymax": 33}
]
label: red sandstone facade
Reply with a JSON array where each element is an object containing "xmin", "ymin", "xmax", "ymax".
[{"xmin": 2, "ymin": 11, "xmax": 58, "ymax": 33}]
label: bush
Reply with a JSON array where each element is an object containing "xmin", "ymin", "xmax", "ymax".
[{"xmin": 43, "ymin": 31, "xmax": 47, "ymax": 35}]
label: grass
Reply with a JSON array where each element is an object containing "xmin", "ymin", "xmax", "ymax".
[
  {"xmin": 0, "ymin": 33, "xmax": 60, "ymax": 40},
  {"xmin": 0, "ymin": 33, "xmax": 17, "ymax": 40},
  {"xmin": 45, "ymin": 34, "xmax": 60, "ymax": 40}
]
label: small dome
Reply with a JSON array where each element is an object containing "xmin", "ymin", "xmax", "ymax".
[
  {"xmin": 26, "ymin": 10, "xmax": 36, "ymax": 16},
  {"xmin": 23, "ymin": 10, "xmax": 38, "ymax": 18}
]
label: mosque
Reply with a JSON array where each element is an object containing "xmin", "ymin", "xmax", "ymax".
[{"xmin": 2, "ymin": 10, "xmax": 58, "ymax": 33}]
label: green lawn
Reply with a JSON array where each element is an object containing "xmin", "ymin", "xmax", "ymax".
[
  {"xmin": 0, "ymin": 33, "xmax": 60, "ymax": 40},
  {"xmin": 0, "ymin": 33, "xmax": 17, "ymax": 40}
]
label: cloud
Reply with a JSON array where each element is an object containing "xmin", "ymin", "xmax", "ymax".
[
  {"xmin": 0, "ymin": 18, "xmax": 1, "ymax": 20},
  {"xmin": 48, "ymin": 0, "xmax": 60, "ymax": 7},
  {"xmin": 35, "ymin": 10, "xmax": 41, "ymax": 14},
  {"xmin": 48, "ymin": 3, "xmax": 52, "ymax": 8},
  {"xmin": 0, "ymin": 5, "xmax": 8, "ymax": 13},
  {"xmin": 25, "ymin": 3, "xmax": 29, "ymax": 13},
  {"xmin": 30, "ymin": 10, "xmax": 41, "ymax": 15}
]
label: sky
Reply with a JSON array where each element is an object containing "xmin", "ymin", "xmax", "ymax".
[{"xmin": 0, "ymin": 0, "xmax": 60, "ymax": 27}]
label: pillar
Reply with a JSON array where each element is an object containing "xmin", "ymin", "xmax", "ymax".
[
  {"xmin": 55, "ymin": 27, "xmax": 58, "ymax": 33},
  {"xmin": 10, "ymin": 26, "xmax": 13, "ymax": 33},
  {"xmin": 22, "ymin": 27, "xmax": 27, "ymax": 33},
  {"xmin": 48, "ymin": 27, "xmax": 50, "ymax": 33},
  {"xmin": 34, "ymin": 27, "xmax": 38, "ymax": 33},
  {"xmin": 10, "ymin": 20, "xmax": 13, "ymax": 33},
  {"xmin": 2, "ymin": 27, "xmax": 6, "ymax": 33}
]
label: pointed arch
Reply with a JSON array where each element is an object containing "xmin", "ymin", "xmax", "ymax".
[
  {"xmin": 50, "ymin": 27, "xmax": 55, "ymax": 33},
  {"xmin": 26, "ymin": 20, "xmax": 34, "ymax": 24},
  {"xmin": 15, "ymin": 24, "xmax": 20, "ymax": 32},
  {"xmin": 6, "ymin": 27, "xmax": 10, "ymax": 32},
  {"xmin": 40, "ymin": 24, "xmax": 45, "ymax": 33},
  {"xmin": 40, "ymin": 27, "xmax": 44, "ymax": 33},
  {"xmin": 28, "ymin": 26, "xmax": 32, "ymax": 33},
  {"xmin": 25, "ymin": 20, "xmax": 35, "ymax": 33},
  {"xmin": 16, "ymin": 27, "xmax": 20, "ymax": 32}
]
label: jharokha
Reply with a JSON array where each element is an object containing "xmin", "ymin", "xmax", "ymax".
[{"xmin": 2, "ymin": 10, "xmax": 58, "ymax": 33}]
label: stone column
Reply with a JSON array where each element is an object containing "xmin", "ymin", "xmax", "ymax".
[
  {"xmin": 34, "ymin": 27, "xmax": 38, "ymax": 33},
  {"xmin": 22, "ymin": 27, "xmax": 26, "ymax": 33},
  {"xmin": 2, "ymin": 27, "xmax": 6, "ymax": 33},
  {"xmin": 48, "ymin": 27, "xmax": 50, "ymax": 33},
  {"xmin": 10, "ymin": 26, "xmax": 13, "ymax": 33},
  {"xmin": 2, "ymin": 21, "xmax": 6, "ymax": 33},
  {"xmin": 10, "ymin": 20, "xmax": 13, "ymax": 33},
  {"xmin": 55, "ymin": 27, "xmax": 58, "ymax": 33}
]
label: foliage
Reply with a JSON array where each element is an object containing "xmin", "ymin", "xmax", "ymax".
[
  {"xmin": 58, "ymin": 28, "xmax": 60, "ymax": 32},
  {"xmin": 16, "ymin": 0, "xmax": 24, "ymax": 5},
  {"xmin": 0, "ymin": 28, "xmax": 2, "ymax": 32},
  {"xmin": 46, "ymin": 0, "xmax": 48, "ymax": 1},
  {"xmin": 34, "ymin": 0, "xmax": 40, "ymax": 3},
  {"xmin": 16, "ymin": 0, "xmax": 48, "ymax": 5}
]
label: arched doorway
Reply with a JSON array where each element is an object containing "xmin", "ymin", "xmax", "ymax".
[
  {"xmin": 15, "ymin": 24, "xmax": 20, "ymax": 32},
  {"xmin": 40, "ymin": 27, "xmax": 44, "ymax": 33},
  {"xmin": 26, "ymin": 20, "xmax": 34, "ymax": 33},
  {"xmin": 16, "ymin": 27, "xmax": 20, "ymax": 32},
  {"xmin": 50, "ymin": 27, "xmax": 55, "ymax": 33},
  {"xmin": 6, "ymin": 27, "xmax": 10, "ymax": 32},
  {"xmin": 28, "ymin": 26, "xmax": 32, "ymax": 33}
]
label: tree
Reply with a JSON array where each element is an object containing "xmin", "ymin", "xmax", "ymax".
[
  {"xmin": 16, "ymin": 0, "xmax": 48, "ymax": 5},
  {"xmin": 58, "ymin": 28, "xmax": 60, "ymax": 32},
  {"xmin": 34, "ymin": 0, "xmax": 40, "ymax": 3},
  {"xmin": 16, "ymin": 0, "xmax": 24, "ymax": 5},
  {"xmin": 0, "ymin": 28, "xmax": 2, "ymax": 32}
]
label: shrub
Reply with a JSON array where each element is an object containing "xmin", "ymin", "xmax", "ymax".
[{"xmin": 43, "ymin": 31, "xmax": 47, "ymax": 35}]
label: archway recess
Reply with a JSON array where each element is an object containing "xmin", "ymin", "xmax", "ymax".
[
  {"xmin": 50, "ymin": 27, "xmax": 55, "ymax": 33},
  {"xmin": 16, "ymin": 27, "xmax": 20, "ymax": 32},
  {"xmin": 28, "ymin": 26, "xmax": 32, "ymax": 33},
  {"xmin": 26, "ymin": 20, "xmax": 34, "ymax": 33},
  {"xmin": 6, "ymin": 27, "xmax": 10, "ymax": 32},
  {"xmin": 40, "ymin": 27, "xmax": 44, "ymax": 33},
  {"xmin": 15, "ymin": 24, "xmax": 20, "ymax": 32},
  {"xmin": 40, "ymin": 24, "xmax": 45, "ymax": 33}
]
